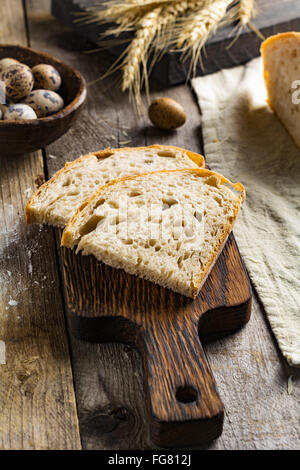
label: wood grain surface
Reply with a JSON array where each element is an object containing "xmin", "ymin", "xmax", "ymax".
[
  {"xmin": 0, "ymin": 0, "xmax": 81, "ymax": 450},
  {"xmin": 1, "ymin": 0, "xmax": 299, "ymax": 450}
]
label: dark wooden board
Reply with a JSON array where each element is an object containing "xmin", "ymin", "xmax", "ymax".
[
  {"xmin": 59, "ymin": 229, "xmax": 251, "ymax": 448},
  {"xmin": 51, "ymin": 0, "xmax": 300, "ymax": 86}
]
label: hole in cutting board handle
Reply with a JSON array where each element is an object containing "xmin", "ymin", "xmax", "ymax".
[{"xmin": 176, "ymin": 385, "xmax": 198, "ymax": 404}]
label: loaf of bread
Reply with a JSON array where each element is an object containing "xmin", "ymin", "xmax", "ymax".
[
  {"xmin": 25, "ymin": 145, "xmax": 204, "ymax": 227},
  {"xmin": 61, "ymin": 169, "xmax": 245, "ymax": 298},
  {"xmin": 261, "ymin": 32, "xmax": 300, "ymax": 149}
]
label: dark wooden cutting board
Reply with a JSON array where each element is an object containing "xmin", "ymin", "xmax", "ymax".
[
  {"xmin": 59, "ymin": 230, "xmax": 252, "ymax": 448},
  {"xmin": 51, "ymin": 0, "xmax": 300, "ymax": 86}
]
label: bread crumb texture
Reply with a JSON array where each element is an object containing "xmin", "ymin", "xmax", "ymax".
[{"xmin": 62, "ymin": 169, "xmax": 244, "ymax": 298}]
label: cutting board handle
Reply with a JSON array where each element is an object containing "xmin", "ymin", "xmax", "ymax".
[{"xmin": 141, "ymin": 318, "xmax": 224, "ymax": 448}]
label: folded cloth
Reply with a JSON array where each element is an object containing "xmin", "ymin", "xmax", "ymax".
[{"xmin": 192, "ymin": 57, "xmax": 300, "ymax": 367}]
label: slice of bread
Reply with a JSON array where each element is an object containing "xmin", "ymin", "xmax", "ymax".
[
  {"xmin": 261, "ymin": 32, "xmax": 300, "ymax": 149},
  {"xmin": 61, "ymin": 169, "xmax": 245, "ymax": 298},
  {"xmin": 25, "ymin": 145, "xmax": 204, "ymax": 228}
]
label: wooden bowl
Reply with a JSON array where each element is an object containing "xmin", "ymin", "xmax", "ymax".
[{"xmin": 0, "ymin": 45, "xmax": 87, "ymax": 156}]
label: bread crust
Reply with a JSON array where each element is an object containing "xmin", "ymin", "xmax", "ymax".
[
  {"xmin": 261, "ymin": 31, "xmax": 300, "ymax": 54},
  {"xmin": 261, "ymin": 32, "xmax": 300, "ymax": 149},
  {"xmin": 61, "ymin": 168, "xmax": 245, "ymax": 298},
  {"xmin": 25, "ymin": 145, "xmax": 205, "ymax": 225},
  {"xmin": 260, "ymin": 32, "xmax": 300, "ymax": 112}
]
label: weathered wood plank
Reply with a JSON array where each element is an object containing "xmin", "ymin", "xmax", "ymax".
[
  {"xmin": 26, "ymin": 0, "xmax": 152, "ymax": 451},
  {"xmin": 0, "ymin": 0, "xmax": 27, "ymax": 45},
  {"xmin": 0, "ymin": 0, "xmax": 81, "ymax": 450},
  {"xmin": 201, "ymin": 298, "xmax": 300, "ymax": 450},
  {"xmin": 27, "ymin": 0, "xmax": 300, "ymax": 450}
]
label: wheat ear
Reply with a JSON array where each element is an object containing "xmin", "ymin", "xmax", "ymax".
[
  {"xmin": 78, "ymin": 0, "xmax": 258, "ymax": 112},
  {"xmin": 237, "ymin": 0, "xmax": 264, "ymax": 39},
  {"xmin": 121, "ymin": 1, "xmax": 199, "ymax": 109},
  {"xmin": 153, "ymin": 1, "xmax": 207, "ymax": 51},
  {"xmin": 238, "ymin": 0, "xmax": 256, "ymax": 25},
  {"xmin": 121, "ymin": 7, "xmax": 162, "ymax": 111},
  {"xmin": 76, "ymin": 1, "xmax": 179, "ymax": 38},
  {"xmin": 176, "ymin": 0, "xmax": 234, "ymax": 75},
  {"xmin": 177, "ymin": 0, "xmax": 233, "ymax": 49}
]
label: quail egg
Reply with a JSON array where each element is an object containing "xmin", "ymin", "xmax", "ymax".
[
  {"xmin": 1, "ymin": 64, "xmax": 34, "ymax": 101},
  {"xmin": 0, "ymin": 57, "xmax": 20, "ymax": 73},
  {"xmin": 32, "ymin": 64, "xmax": 62, "ymax": 92},
  {"xmin": 23, "ymin": 89, "xmax": 64, "ymax": 117},
  {"xmin": 148, "ymin": 97, "xmax": 187, "ymax": 130},
  {"xmin": 3, "ymin": 103, "xmax": 37, "ymax": 120}
]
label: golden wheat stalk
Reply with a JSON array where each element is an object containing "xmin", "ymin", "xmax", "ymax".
[
  {"xmin": 121, "ymin": 6, "xmax": 162, "ymax": 110},
  {"xmin": 153, "ymin": 0, "xmax": 207, "ymax": 49},
  {"xmin": 121, "ymin": 1, "xmax": 206, "ymax": 108},
  {"xmin": 76, "ymin": 1, "xmax": 183, "ymax": 40},
  {"xmin": 237, "ymin": 0, "xmax": 264, "ymax": 39},
  {"xmin": 79, "ymin": 0, "xmax": 257, "ymax": 111},
  {"xmin": 238, "ymin": 0, "xmax": 256, "ymax": 26},
  {"xmin": 176, "ymin": 0, "xmax": 234, "ymax": 75},
  {"xmin": 177, "ymin": 0, "xmax": 234, "ymax": 50}
]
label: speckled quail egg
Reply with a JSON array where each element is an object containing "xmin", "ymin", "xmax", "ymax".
[
  {"xmin": 3, "ymin": 103, "xmax": 37, "ymax": 120},
  {"xmin": 1, "ymin": 64, "xmax": 34, "ymax": 101},
  {"xmin": 32, "ymin": 64, "xmax": 62, "ymax": 92},
  {"xmin": 148, "ymin": 97, "xmax": 187, "ymax": 130},
  {"xmin": 23, "ymin": 89, "xmax": 64, "ymax": 117},
  {"xmin": 0, "ymin": 57, "xmax": 20, "ymax": 74}
]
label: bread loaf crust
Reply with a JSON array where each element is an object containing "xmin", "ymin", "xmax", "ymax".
[{"xmin": 261, "ymin": 32, "xmax": 300, "ymax": 149}]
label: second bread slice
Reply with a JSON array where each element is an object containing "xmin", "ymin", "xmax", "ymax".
[{"xmin": 62, "ymin": 169, "xmax": 245, "ymax": 298}]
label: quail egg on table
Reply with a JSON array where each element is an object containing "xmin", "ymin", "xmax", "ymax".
[
  {"xmin": 32, "ymin": 64, "xmax": 62, "ymax": 92},
  {"xmin": 3, "ymin": 103, "xmax": 37, "ymax": 120},
  {"xmin": 1, "ymin": 64, "xmax": 34, "ymax": 101},
  {"xmin": 23, "ymin": 89, "xmax": 64, "ymax": 117},
  {"xmin": 148, "ymin": 97, "xmax": 187, "ymax": 130},
  {"xmin": 0, "ymin": 57, "xmax": 20, "ymax": 73}
]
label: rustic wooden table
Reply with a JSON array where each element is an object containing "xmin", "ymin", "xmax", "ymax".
[{"xmin": 0, "ymin": 0, "xmax": 299, "ymax": 450}]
